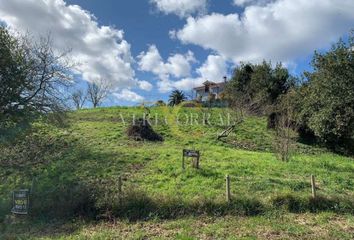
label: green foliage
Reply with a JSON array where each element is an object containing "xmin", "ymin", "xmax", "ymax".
[
  {"xmin": 225, "ymin": 61, "xmax": 295, "ymax": 114},
  {"xmin": 168, "ymin": 90, "xmax": 187, "ymax": 106},
  {"xmin": 298, "ymin": 35, "xmax": 354, "ymax": 146},
  {"xmin": 155, "ymin": 100, "xmax": 166, "ymax": 106},
  {"xmin": 0, "ymin": 27, "xmax": 29, "ymax": 120}
]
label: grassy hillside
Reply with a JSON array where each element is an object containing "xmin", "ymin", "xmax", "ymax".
[{"xmin": 1, "ymin": 106, "xmax": 354, "ymax": 239}]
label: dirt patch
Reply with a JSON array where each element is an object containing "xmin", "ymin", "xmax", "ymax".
[{"xmin": 126, "ymin": 118, "xmax": 163, "ymax": 142}]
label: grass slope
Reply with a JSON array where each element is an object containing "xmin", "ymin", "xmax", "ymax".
[{"xmin": 1, "ymin": 106, "xmax": 353, "ymax": 239}]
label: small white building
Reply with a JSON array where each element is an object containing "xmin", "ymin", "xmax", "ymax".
[{"xmin": 193, "ymin": 78, "xmax": 227, "ymax": 102}]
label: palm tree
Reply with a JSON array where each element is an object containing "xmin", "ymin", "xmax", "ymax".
[{"xmin": 168, "ymin": 90, "xmax": 186, "ymax": 106}]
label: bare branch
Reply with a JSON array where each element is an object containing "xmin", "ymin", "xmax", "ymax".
[
  {"xmin": 71, "ymin": 89, "xmax": 87, "ymax": 110},
  {"xmin": 87, "ymin": 79, "xmax": 110, "ymax": 108}
]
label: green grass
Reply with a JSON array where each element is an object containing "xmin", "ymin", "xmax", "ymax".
[
  {"xmin": 1, "ymin": 106, "xmax": 353, "ymax": 239},
  {"xmin": 3, "ymin": 213, "xmax": 354, "ymax": 239}
]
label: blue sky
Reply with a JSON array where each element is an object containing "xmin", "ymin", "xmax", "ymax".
[
  {"xmin": 0, "ymin": 0, "xmax": 353, "ymax": 106},
  {"xmin": 65, "ymin": 0, "xmax": 239, "ymax": 105},
  {"xmin": 65, "ymin": 0, "xmax": 237, "ymax": 58}
]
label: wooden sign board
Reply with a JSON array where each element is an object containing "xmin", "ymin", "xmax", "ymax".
[
  {"xmin": 182, "ymin": 149, "xmax": 200, "ymax": 169},
  {"xmin": 183, "ymin": 149, "xmax": 200, "ymax": 158},
  {"xmin": 11, "ymin": 189, "xmax": 29, "ymax": 215}
]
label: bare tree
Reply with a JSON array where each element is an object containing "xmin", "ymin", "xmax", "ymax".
[
  {"xmin": 273, "ymin": 92, "xmax": 298, "ymax": 161},
  {"xmin": 87, "ymin": 79, "xmax": 110, "ymax": 108},
  {"xmin": 22, "ymin": 34, "xmax": 73, "ymax": 111},
  {"xmin": 1, "ymin": 29, "xmax": 74, "ymax": 118},
  {"xmin": 71, "ymin": 89, "xmax": 87, "ymax": 110}
]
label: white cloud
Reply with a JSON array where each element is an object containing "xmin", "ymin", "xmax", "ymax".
[
  {"xmin": 113, "ymin": 89, "xmax": 144, "ymax": 102},
  {"xmin": 159, "ymin": 77, "xmax": 205, "ymax": 93},
  {"xmin": 176, "ymin": 0, "xmax": 354, "ymax": 63},
  {"xmin": 156, "ymin": 80, "xmax": 174, "ymax": 93},
  {"xmin": 166, "ymin": 51, "xmax": 196, "ymax": 77},
  {"xmin": 197, "ymin": 55, "xmax": 227, "ymax": 81},
  {"xmin": 0, "ymin": 0, "xmax": 136, "ymax": 89},
  {"xmin": 150, "ymin": 0, "xmax": 208, "ymax": 18},
  {"xmin": 137, "ymin": 80, "xmax": 153, "ymax": 91},
  {"xmin": 233, "ymin": 0, "xmax": 254, "ymax": 6},
  {"xmin": 138, "ymin": 45, "xmax": 163, "ymax": 76},
  {"xmin": 233, "ymin": 0, "xmax": 273, "ymax": 7},
  {"xmin": 138, "ymin": 45, "xmax": 196, "ymax": 81},
  {"xmin": 158, "ymin": 54, "xmax": 227, "ymax": 93}
]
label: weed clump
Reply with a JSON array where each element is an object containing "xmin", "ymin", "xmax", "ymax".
[
  {"xmin": 126, "ymin": 118, "xmax": 163, "ymax": 141},
  {"xmin": 271, "ymin": 193, "xmax": 354, "ymax": 214},
  {"xmin": 101, "ymin": 191, "xmax": 265, "ymax": 221}
]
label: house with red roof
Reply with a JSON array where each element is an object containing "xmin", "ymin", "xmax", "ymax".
[{"xmin": 193, "ymin": 77, "xmax": 227, "ymax": 102}]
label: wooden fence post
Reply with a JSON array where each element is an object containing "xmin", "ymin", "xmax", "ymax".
[
  {"xmin": 196, "ymin": 152, "xmax": 200, "ymax": 169},
  {"xmin": 226, "ymin": 175, "xmax": 231, "ymax": 203},
  {"xmin": 193, "ymin": 156, "xmax": 200, "ymax": 169},
  {"xmin": 118, "ymin": 176, "xmax": 123, "ymax": 204},
  {"xmin": 182, "ymin": 155, "xmax": 185, "ymax": 170},
  {"xmin": 311, "ymin": 175, "xmax": 316, "ymax": 198}
]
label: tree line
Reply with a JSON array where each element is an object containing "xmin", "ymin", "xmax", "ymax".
[{"xmin": 224, "ymin": 33, "xmax": 353, "ymax": 153}]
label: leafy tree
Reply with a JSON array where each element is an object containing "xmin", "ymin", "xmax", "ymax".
[
  {"xmin": 299, "ymin": 34, "xmax": 354, "ymax": 146},
  {"xmin": 168, "ymin": 90, "xmax": 186, "ymax": 106},
  {"xmin": 0, "ymin": 27, "xmax": 27, "ymax": 117},
  {"xmin": 225, "ymin": 61, "xmax": 294, "ymax": 114},
  {"xmin": 225, "ymin": 63, "xmax": 252, "ymax": 103}
]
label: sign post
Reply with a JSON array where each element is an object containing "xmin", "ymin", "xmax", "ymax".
[
  {"xmin": 182, "ymin": 149, "xmax": 200, "ymax": 169},
  {"xmin": 11, "ymin": 189, "xmax": 29, "ymax": 215}
]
